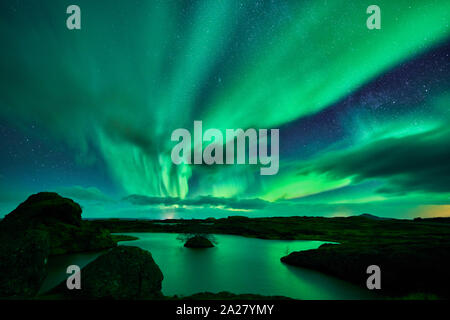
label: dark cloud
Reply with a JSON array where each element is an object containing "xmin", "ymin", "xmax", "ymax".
[
  {"xmin": 103, "ymin": 118, "xmax": 157, "ymax": 155},
  {"xmin": 308, "ymin": 127, "xmax": 450, "ymax": 195},
  {"xmin": 57, "ymin": 186, "xmax": 112, "ymax": 202},
  {"xmin": 124, "ymin": 194, "xmax": 269, "ymax": 210}
]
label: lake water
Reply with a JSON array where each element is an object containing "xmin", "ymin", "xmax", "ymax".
[
  {"xmin": 118, "ymin": 233, "xmax": 376, "ymax": 300},
  {"xmin": 40, "ymin": 233, "xmax": 377, "ymax": 299},
  {"xmin": 39, "ymin": 250, "xmax": 107, "ymax": 294}
]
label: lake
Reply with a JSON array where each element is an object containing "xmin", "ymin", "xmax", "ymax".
[{"xmin": 41, "ymin": 233, "xmax": 377, "ymax": 299}]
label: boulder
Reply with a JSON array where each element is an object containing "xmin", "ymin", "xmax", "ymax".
[
  {"xmin": 0, "ymin": 192, "xmax": 116, "ymax": 298},
  {"xmin": 58, "ymin": 246, "xmax": 164, "ymax": 299},
  {"xmin": 0, "ymin": 230, "xmax": 50, "ymax": 298},
  {"xmin": 1, "ymin": 192, "xmax": 82, "ymax": 229},
  {"xmin": 0, "ymin": 192, "xmax": 116, "ymax": 255},
  {"xmin": 184, "ymin": 235, "xmax": 214, "ymax": 248}
]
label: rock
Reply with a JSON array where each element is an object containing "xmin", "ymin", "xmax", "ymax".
[
  {"xmin": 58, "ymin": 246, "xmax": 163, "ymax": 299},
  {"xmin": 281, "ymin": 242, "xmax": 450, "ymax": 298},
  {"xmin": 184, "ymin": 235, "xmax": 214, "ymax": 248},
  {"xmin": 0, "ymin": 230, "xmax": 50, "ymax": 298},
  {"xmin": 0, "ymin": 192, "xmax": 116, "ymax": 255},
  {"xmin": 0, "ymin": 192, "xmax": 117, "ymax": 298},
  {"xmin": 111, "ymin": 234, "xmax": 139, "ymax": 242},
  {"xmin": 1, "ymin": 192, "xmax": 82, "ymax": 229},
  {"xmin": 280, "ymin": 244, "xmax": 377, "ymax": 286},
  {"xmin": 44, "ymin": 221, "xmax": 116, "ymax": 255}
]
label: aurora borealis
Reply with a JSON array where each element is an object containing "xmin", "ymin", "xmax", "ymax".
[{"xmin": 0, "ymin": 0, "xmax": 449, "ymax": 219}]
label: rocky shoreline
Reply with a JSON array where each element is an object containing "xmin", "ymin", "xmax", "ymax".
[
  {"xmin": 0, "ymin": 193, "xmax": 292, "ymax": 300},
  {"xmin": 1, "ymin": 192, "xmax": 449, "ymax": 299}
]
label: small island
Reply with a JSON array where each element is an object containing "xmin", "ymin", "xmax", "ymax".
[{"xmin": 184, "ymin": 235, "xmax": 214, "ymax": 248}]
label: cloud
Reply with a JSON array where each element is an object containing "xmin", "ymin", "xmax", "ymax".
[
  {"xmin": 124, "ymin": 194, "xmax": 269, "ymax": 210},
  {"xmin": 57, "ymin": 186, "xmax": 112, "ymax": 202},
  {"xmin": 306, "ymin": 126, "xmax": 450, "ymax": 195}
]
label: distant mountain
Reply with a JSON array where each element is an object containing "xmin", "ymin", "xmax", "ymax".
[
  {"xmin": 359, "ymin": 213, "xmax": 391, "ymax": 220},
  {"xmin": 414, "ymin": 217, "xmax": 450, "ymax": 224}
]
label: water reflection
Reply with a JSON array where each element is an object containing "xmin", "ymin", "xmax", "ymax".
[
  {"xmin": 39, "ymin": 250, "xmax": 106, "ymax": 294},
  {"xmin": 118, "ymin": 233, "xmax": 377, "ymax": 300},
  {"xmin": 39, "ymin": 233, "xmax": 378, "ymax": 299}
]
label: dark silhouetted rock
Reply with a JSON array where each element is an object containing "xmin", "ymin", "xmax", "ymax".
[
  {"xmin": 57, "ymin": 246, "xmax": 163, "ymax": 299},
  {"xmin": 0, "ymin": 230, "xmax": 50, "ymax": 298},
  {"xmin": 0, "ymin": 192, "xmax": 116, "ymax": 255},
  {"xmin": 1, "ymin": 192, "xmax": 82, "ymax": 229},
  {"xmin": 0, "ymin": 192, "xmax": 117, "ymax": 298},
  {"xmin": 184, "ymin": 235, "xmax": 214, "ymax": 248},
  {"xmin": 44, "ymin": 222, "xmax": 116, "ymax": 255},
  {"xmin": 281, "ymin": 242, "xmax": 450, "ymax": 298}
]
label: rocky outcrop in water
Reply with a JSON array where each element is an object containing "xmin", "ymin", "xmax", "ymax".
[
  {"xmin": 184, "ymin": 235, "xmax": 214, "ymax": 248},
  {"xmin": 281, "ymin": 242, "xmax": 450, "ymax": 298}
]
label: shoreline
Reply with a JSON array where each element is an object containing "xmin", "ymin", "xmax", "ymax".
[
  {"xmin": 92, "ymin": 215, "xmax": 450, "ymax": 299},
  {"xmin": 90, "ymin": 215, "xmax": 450, "ymax": 243}
]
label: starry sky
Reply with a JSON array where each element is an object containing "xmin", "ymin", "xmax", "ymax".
[{"xmin": 0, "ymin": 0, "xmax": 449, "ymax": 219}]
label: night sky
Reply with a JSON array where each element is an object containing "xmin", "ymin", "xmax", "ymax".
[{"xmin": 0, "ymin": 0, "xmax": 449, "ymax": 219}]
